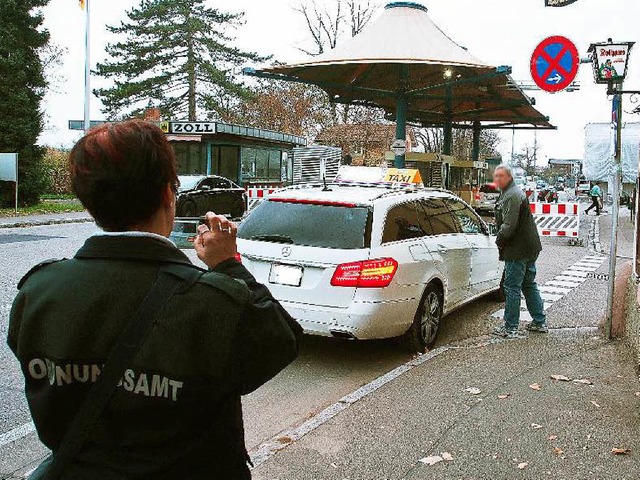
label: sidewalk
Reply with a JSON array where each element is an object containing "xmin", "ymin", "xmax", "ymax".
[
  {"xmin": 0, "ymin": 211, "xmax": 92, "ymax": 229},
  {"xmin": 251, "ymin": 208, "xmax": 640, "ymax": 480}
]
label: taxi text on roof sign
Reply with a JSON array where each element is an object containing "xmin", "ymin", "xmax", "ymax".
[
  {"xmin": 384, "ymin": 168, "xmax": 423, "ymax": 184},
  {"xmin": 335, "ymin": 166, "xmax": 423, "ymax": 185}
]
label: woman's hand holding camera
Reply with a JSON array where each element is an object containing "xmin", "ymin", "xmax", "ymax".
[{"xmin": 195, "ymin": 212, "xmax": 238, "ymax": 269}]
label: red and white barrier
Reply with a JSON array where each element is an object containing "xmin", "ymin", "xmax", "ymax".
[
  {"xmin": 529, "ymin": 202, "xmax": 580, "ymax": 237},
  {"xmin": 246, "ymin": 187, "xmax": 277, "ymax": 210}
]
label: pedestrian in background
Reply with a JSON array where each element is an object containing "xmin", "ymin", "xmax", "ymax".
[
  {"xmin": 9, "ymin": 120, "xmax": 302, "ymax": 479},
  {"xmin": 492, "ymin": 165, "xmax": 548, "ymax": 338},
  {"xmin": 585, "ymin": 181, "xmax": 602, "ymax": 216}
]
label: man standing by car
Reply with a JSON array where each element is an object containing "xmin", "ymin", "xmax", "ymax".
[
  {"xmin": 585, "ymin": 181, "xmax": 602, "ymax": 216},
  {"xmin": 492, "ymin": 165, "xmax": 547, "ymax": 338}
]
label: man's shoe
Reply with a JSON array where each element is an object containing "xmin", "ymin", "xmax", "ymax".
[
  {"xmin": 526, "ymin": 322, "xmax": 549, "ymax": 333},
  {"xmin": 492, "ymin": 326, "xmax": 521, "ymax": 339}
]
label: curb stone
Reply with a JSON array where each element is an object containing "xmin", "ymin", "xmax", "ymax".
[{"xmin": 0, "ymin": 217, "xmax": 93, "ymax": 229}]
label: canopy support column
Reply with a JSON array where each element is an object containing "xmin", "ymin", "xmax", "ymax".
[
  {"xmin": 395, "ymin": 64, "xmax": 409, "ymax": 169},
  {"xmin": 443, "ymin": 84, "xmax": 453, "ymax": 155},
  {"xmin": 472, "ymin": 120, "xmax": 481, "ymax": 162}
]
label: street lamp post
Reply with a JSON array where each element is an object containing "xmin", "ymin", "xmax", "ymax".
[{"xmin": 588, "ymin": 39, "xmax": 635, "ymax": 339}]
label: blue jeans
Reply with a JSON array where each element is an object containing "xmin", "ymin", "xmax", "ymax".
[{"xmin": 503, "ymin": 259, "xmax": 546, "ymax": 331}]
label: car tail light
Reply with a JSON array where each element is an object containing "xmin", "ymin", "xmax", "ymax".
[
  {"xmin": 331, "ymin": 258, "xmax": 398, "ymax": 288},
  {"xmin": 474, "ymin": 193, "xmax": 481, "ymax": 200},
  {"xmin": 234, "ymin": 252, "xmax": 242, "ymax": 263}
]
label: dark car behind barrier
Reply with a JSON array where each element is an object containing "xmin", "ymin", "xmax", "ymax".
[{"xmin": 176, "ymin": 175, "xmax": 246, "ymax": 219}]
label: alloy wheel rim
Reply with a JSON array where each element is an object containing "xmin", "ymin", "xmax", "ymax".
[{"xmin": 421, "ymin": 292, "xmax": 440, "ymax": 345}]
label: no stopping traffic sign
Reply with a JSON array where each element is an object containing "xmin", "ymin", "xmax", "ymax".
[{"xmin": 530, "ymin": 36, "xmax": 579, "ymax": 93}]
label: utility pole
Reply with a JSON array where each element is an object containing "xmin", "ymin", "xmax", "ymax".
[{"xmin": 83, "ymin": 0, "xmax": 91, "ymax": 132}]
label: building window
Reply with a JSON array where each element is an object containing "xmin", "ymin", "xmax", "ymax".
[
  {"xmin": 241, "ymin": 146, "xmax": 283, "ymax": 184},
  {"xmin": 172, "ymin": 142, "xmax": 207, "ymax": 174}
]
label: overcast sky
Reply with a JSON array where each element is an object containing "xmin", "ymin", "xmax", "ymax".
[{"xmin": 40, "ymin": 0, "xmax": 640, "ymax": 163}]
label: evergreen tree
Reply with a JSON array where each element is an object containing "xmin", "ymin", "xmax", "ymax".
[
  {"xmin": 95, "ymin": 0, "xmax": 268, "ymax": 121},
  {"xmin": 0, "ymin": 0, "xmax": 50, "ymax": 206}
]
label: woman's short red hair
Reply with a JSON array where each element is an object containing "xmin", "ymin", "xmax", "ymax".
[{"xmin": 69, "ymin": 120, "xmax": 177, "ymax": 231}]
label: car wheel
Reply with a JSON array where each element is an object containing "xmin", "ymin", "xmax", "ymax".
[
  {"xmin": 403, "ymin": 283, "xmax": 443, "ymax": 352},
  {"xmin": 181, "ymin": 200, "xmax": 197, "ymax": 217}
]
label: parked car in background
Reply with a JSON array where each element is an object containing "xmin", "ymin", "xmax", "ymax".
[
  {"xmin": 237, "ymin": 183, "xmax": 503, "ymax": 351},
  {"xmin": 475, "ymin": 182, "xmax": 500, "ymax": 215},
  {"xmin": 576, "ymin": 180, "xmax": 591, "ymax": 196},
  {"xmin": 176, "ymin": 175, "xmax": 246, "ymax": 219}
]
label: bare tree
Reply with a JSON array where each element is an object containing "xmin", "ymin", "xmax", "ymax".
[
  {"xmin": 295, "ymin": 0, "xmax": 379, "ymax": 125},
  {"xmin": 414, "ymin": 127, "xmax": 501, "ymax": 159},
  {"xmin": 294, "ymin": 0, "xmax": 344, "ymax": 56},
  {"xmin": 347, "ymin": 0, "xmax": 376, "ymax": 36},
  {"xmin": 513, "ymin": 142, "xmax": 540, "ymax": 176}
]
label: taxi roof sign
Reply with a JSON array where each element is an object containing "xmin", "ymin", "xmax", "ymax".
[
  {"xmin": 335, "ymin": 165, "xmax": 423, "ymax": 186},
  {"xmin": 384, "ymin": 168, "xmax": 423, "ymax": 184}
]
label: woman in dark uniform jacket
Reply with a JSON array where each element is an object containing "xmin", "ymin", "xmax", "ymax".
[{"xmin": 8, "ymin": 120, "xmax": 302, "ymax": 479}]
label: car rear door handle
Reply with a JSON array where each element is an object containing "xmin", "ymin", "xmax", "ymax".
[
  {"xmin": 437, "ymin": 244, "xmax": 448, "ymax": 254},
  {"xmin": 471, "ymin": 244, "xmax": 480, "ymax": 251}
]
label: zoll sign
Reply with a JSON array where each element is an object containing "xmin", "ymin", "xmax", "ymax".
[
  {"xmin": 545, "ymin": 0, "xmax": 579, "ymax": 6},
  {"xmin": 589, "ymin": 42, "xmax": 635, "ymax": 84},
  {"xmin": 160, "ymin": 121, "xmax": 216, "ymax": 134}
]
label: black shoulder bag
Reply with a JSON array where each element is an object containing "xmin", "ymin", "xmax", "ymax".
[{"xmin": 29, "ymin": 266, "xmax": 203, "ymax": 480}]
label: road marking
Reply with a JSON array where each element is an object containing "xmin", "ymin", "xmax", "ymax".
[
  {"xmin": 568, "ymin": 266, "xmax": 599, "ymax": 272},
  {"xmin": 554, "ymin": 276, "xmax": 586, "ymax": 283},
  {"xmin": 547, "ymin": 280, "xmax": 582, "ymax": 288},
  {"xmin": 539, "ymin": 285, "xmax": 572, "ymax": 294},
  {"xmin": 491, "ymin": 254, "xmax": 607, "ymax": 320},
  {"xmin": 541, "ymin": 292, "xmax": 563, "ymax": 302},
  {"xmin": 561, "ymin": 270, "xmax": 589, "ymax": 278},
  {"xmin": 0, "ymin": 422, "xmax": 35, "ymax": 448}
]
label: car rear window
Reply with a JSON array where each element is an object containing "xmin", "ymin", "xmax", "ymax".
[
  {"xmin": 238, "ymin": 199, "xmax": 370, "ymax": 249},
  {"xmin": 480, "ymin": 184, "xmax": 498, "ymax": 194}
]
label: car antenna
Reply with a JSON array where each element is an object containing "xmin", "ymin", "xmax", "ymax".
[{"xmin": 321, "ymin": 158, "xmax": 332, "ymax": 191}]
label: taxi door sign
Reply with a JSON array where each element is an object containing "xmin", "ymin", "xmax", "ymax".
[{"xmin": 384, "ymin": 168, "xmax": 423, "ymax": 184}]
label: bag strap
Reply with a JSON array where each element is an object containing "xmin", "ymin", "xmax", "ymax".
[{"xmin": 44, "ymin": 266, "xmax": 203, "ymax": 480}]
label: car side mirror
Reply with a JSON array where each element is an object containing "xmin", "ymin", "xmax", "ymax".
[{"xmin": 200, "ymin": 185, "xmax": 211, "ymax": 191}]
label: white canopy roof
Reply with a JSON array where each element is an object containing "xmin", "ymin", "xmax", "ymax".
[
  {"xmin": 246, "ymin": 2, "xmax": 553, "ymax": 129},
  {"xmin": 291, "ymin": 2, "xmax": 488, "ymax": 70}
]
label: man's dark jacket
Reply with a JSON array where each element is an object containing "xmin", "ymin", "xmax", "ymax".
[
  {"xmin": 8, "ymin": 235, "xmax": 303, "ymax": 479},
  {"xmin": 494, "ymin": 181, "xmax": 542, "ymax": 261}
]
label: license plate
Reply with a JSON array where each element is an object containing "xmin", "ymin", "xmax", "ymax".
[{"xmin": 269, "ymin": 264, "xmax": 303, "ymax": 287}]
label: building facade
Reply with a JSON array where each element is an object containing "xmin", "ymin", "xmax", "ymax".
[
  {"xmin": 160, "ymin": 120, "xmax": 306, "ymax": 187},
  {"xmin": 315, "ymin": 124, "xmax": 415, "ymax": 166}
]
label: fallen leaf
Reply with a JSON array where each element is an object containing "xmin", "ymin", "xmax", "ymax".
[
  {"xmin": 548, "ymin": 435, "xmax": 558, "ymax": 441},
  {"xmin": 419, "ymin": 455, "xmax": 444, "ymax": 466},
  {"xmin": 612, "ymin": 448, "xmax": 631, "ymax": 455},
  {"xmin": 573, "ymin": 379, "xmax": 593, "ymax": 385},
  {"xmin": 553, "ymin": 447, "xmax": 564, "ymax": 455},
  {"xmin": 550, "ymin": 374, "xmax": 572, "ymax": 382},
  {"xmin": 634, "ymin": 392, "xmax": 640, "ymax": 397},
  {"xmin": 441, "ymin": 452, "xmax": 454, "ymax": 462},
  {"xmin": 529, "ymin": 383, "xmax": 542, "ymax": 391},
  {"xmin": 465, "ymin": 387, "xmax": 482, "ymax": 395},
  {"xmin": 531, "ymin": 423, "xmax": 543, "ymax": 430},
  {"xmin": 277, "ymin": 435, "xmax": 293, "ymax": 444},
  {"xmin": 497, "ymin": 394, "xmax": 510, "ymax": 399},
  {"xmin": 517, "ymin": 462, "xmax": 528, "ymax": 469},
  {"xmin": 591, "ymin": 401, "xmax": 601, "ymax": 408},
  {"xmin": 330, "ymin": 463, "xmax": 338, "ymax": 469}
]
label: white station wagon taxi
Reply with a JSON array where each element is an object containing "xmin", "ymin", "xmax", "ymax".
[{"xmin": 237, "ymin": 176, "xmax": 503, "ymax": 350}]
